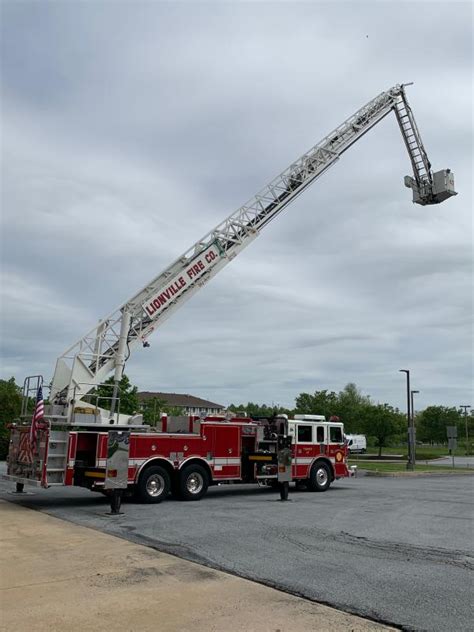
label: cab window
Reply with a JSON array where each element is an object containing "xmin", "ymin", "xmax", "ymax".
[
  {"xmin": 297, "ymin": 425, "xmax": 313, "ymax": 443},
  {"xmin": 329, "ymin": 426, "xmax": 343, "ymax": 443},
  {"xmin": 316, "ymin": 426, "xmax": 325, "ymax": 442}
]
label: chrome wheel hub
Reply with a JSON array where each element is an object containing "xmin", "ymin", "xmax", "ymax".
[
  {"xmin": 186, "ymin": 472, "xmax": 204, "ymax": 494},
  {"xmin": 146, "ymin": 474, "xmax": 165, "ymax": 497},
  {"xmin": 316, "ymin": 468, "xmax": 328, "ymax": 486}
]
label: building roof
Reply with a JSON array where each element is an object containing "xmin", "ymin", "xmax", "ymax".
[{"xmin": 137, "ymin": 391, "xmax": 224, "ymax": 409}]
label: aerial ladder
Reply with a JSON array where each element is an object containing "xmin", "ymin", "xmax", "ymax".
[{"xmin": 42, "ymin": 83, "xmax": 455, "ymax": 424}]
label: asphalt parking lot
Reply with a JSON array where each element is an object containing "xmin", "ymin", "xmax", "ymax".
[{"xmin": 1, "ymin": 470, "xmax": 473, "ymax": 631}]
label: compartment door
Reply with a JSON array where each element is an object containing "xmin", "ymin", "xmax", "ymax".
[{"xmin": 210, "ymin": 425, "xmax": 241, "ymax": 479}]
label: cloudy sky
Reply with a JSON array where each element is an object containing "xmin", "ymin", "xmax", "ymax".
[{"xmin": 1, "ymin": 1, "xmax": 472, "ymax": 412}]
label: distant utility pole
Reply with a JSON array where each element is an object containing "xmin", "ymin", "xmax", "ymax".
[
  {"xmin": 399, "ymin": 370, "xmax": 414, "ymax": 470},
  {"xmin": 459, "ymin": 405, "xmax": 471, "ymax": 455},
  {"xmin": 411, "ymin": 390, "xmax": 419, "ymax": 462}
]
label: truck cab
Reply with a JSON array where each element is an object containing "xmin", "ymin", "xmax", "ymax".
[{"xmin": 287, "ymin": 414, "xmax": 348, "ymax": 483}]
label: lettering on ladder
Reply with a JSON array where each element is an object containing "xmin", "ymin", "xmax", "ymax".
[{"xmin": 143, "ymin": 244, "xmax": 221, "ymax": 320}]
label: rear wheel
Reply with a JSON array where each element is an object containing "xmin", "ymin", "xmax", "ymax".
[
  {"xmin": 307, "ymin": 462, "xmax": 331, "ymax": 492},
  {"xmin": 137, "ymin": 465, "xmax": 171, "ymax": 503},
  {"xmin": 179, "ymin": 464, "xmax": 209, "ymax": 501}
]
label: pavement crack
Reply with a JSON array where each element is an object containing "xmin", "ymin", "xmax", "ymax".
[
  {"xmin": 336, "ymin": 531, "xmax": 474, "ymax": 570},
  {"xmin": 269, "ymin": 526, "xmax": 474, "ymax": 571}
]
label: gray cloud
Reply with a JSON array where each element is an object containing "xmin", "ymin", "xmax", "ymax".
[{"xmin": 1, "ymin": 1, "xmax": 472, "ymax": 412}]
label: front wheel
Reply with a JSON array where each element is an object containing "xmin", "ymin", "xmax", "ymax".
[
  {"xmin": 179, "ymin": 464, "xmax": 209, "ymax": 501},
  {"xmin": 307, "ymin": 462, "xmax": 331, "ymax": 492},
  {"xmin": 137, "ymin": 465, "xmax": 171, "ymax": 503}
]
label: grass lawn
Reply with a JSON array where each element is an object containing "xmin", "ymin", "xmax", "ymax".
[
  {"xmin": 349, "ymin": 460, "xmax": 472, "ymax": 473},
  {"xmin": 360, "ymin": 445, "xmax": 471, "ymax": 460}
]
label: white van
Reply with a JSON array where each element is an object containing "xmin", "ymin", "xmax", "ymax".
[{"xmin": 345, "ymin": 434, "xmax": 367, "ymax": 454}]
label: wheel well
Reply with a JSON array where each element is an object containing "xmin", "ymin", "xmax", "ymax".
[
  {"xmin": 311, "ymin": 458, "xmax": 335, "ymax": 481},
  {"xmin": 179, "ymin": 458, "xmax": 212, "ymax": 483},
  {"xmin": 136, "ymin": 458, "xmax": 175, "ymax": 484}
]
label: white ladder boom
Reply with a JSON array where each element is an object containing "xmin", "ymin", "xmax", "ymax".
[{"xmin": 50, "ymin": 84, "xmax": 456, "ymax": 404}]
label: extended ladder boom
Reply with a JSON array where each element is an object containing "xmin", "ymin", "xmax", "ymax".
[{"xmin": 50, "ymin": 84, "xmax": 456, "ymax": 405}]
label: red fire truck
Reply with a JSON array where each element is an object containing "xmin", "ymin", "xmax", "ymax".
[
  {"xmin": 3, "ymin": 85, "xmax": 455, "ymax": 505},
  {"xmin": 6, "ymin": 413, "xmax": 352, "ymax": 502}
]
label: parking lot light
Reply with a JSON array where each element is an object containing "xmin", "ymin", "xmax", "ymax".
[
  {"xmin": 411, "ymin": 390, "xmax": 419, "ymax": 463},
  {"xmin": 399, "ymin": 370, "xmax": 413, "ymax": 471}
]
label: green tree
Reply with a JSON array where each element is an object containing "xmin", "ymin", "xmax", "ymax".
[
  {"xmin": 294, "ymin": 390, "xmax": 338, "ymax": 418},
  {"xmin": 0, "ymin": 377, "xmax": 22, "ymax": 459},
  {"xmin": 142, "ymin": 397, "xmax": 167, "ymax": 426},
  {"xmin": 142, "ymin": 397, "xmax": 184, "ymax": 426},
  {"xmin": 294, "ymin": 384, "xmax": 370, "ymax": 432},
  {"xmin": 94, "ymin": 374, "xmax": 139, "ymax": 416},
  {"xmin": 417, "ymin": 406, "xmax": 462, "ymax": 443},
  {"xmin": 335, "ymin": 383, "xmax": 371, "ymax": 432},
  {"xmin": 227, "ymin": 402, "xmax": 291, "ymax": 418},
  {"xmin": 360, "ymin": 403, "xmax": 404, "ymax": 456}
]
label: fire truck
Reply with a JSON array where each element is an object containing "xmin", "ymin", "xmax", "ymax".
[
  {"xmin": 4, "ymin": 84, "xmax": 456, "ymax": 504},
  {"xmin": 7, "ymin": 412, "xmax": 351, "ymax": 502}
]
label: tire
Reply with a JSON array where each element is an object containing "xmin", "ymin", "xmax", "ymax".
[
  {"xmin": 307, "ymin": 461, "xmax": 331, "ymax": 492},
  {"xmin": 179, "ymin": 464, "xmax": 209, "ymax": 501},
  {"xmin": 137, "ymin": 465, "xmax": 171, "ymax": 503}
]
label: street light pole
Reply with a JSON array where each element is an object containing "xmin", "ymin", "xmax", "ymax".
[
  {"xmin": 399, "ymin": 370, "xmax": 413, "ymax": 470},
  {"xmin": 459, "ymin": 405, "xmax": 471, "ymax": 455},
  {"xmin": 411, "ymin": 390, "xmax": 419, "ymax": 465}
]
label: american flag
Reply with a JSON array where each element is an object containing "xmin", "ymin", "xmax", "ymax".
[{"xmin": 30, "ymin": 386, "xmax": 44, "ymax": 453}]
